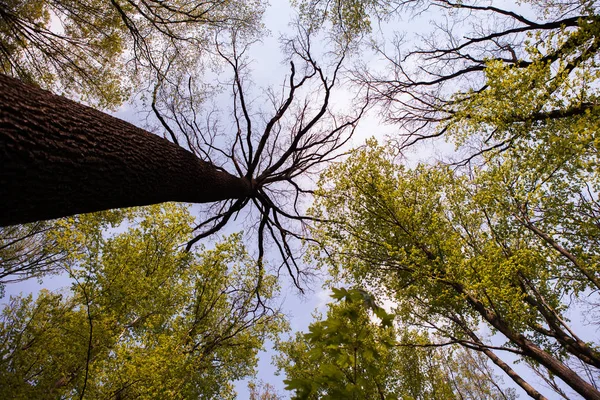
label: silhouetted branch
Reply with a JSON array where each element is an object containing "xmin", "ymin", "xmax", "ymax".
[{"xmin": 151, "ymin": 25, "xmax": 366, "ymax": 286}]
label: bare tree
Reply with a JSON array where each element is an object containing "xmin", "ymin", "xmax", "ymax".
[
  {"xmin": 152, "ymin": 25, "xmax": 367, "ymax": 286},
  {"xmin": 0, "ymin": 25, "xmax": 366, "ymax": 287}
]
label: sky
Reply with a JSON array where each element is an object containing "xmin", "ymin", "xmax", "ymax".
[{"xmin": 1, "ymin": 0, "xmax": 595, "ymax": 399}]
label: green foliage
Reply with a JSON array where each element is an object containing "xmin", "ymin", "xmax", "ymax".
[
  {"xmin": 0, "ymin": 204, "xmax": 285, "ymax": 399},
  {"xmin": 0, "ymin": 0, "xmax": 267, "ymax": 107},
  {"xmin": 316, "ymin": 139, "xmax": 593, "ymax": 329},
  {"xmin": 276, "ymin": 288, "xmax": 412, "ymax": 400},
  {"xmin": 433, "ymin": 4, "xmax": 600, "ymax": 171},
  {"xmin": 277, "ymin": 288, "xmax": 513, "ymax": 399},
  {"xmin": 292, "ymin": 0, "xmax": 398, "ymax": 41},
  {"xmin": 305, "ymin": 2, "xmax": 600, "ymax": 395},
  {"xmin": 330, "ymin": 287, "xmax": 394, "ymax": 328},
  {"xmin": 311, "ymin": 136, "xmax": 600, "ymax": 393},
  {"xmin": 1, "ymin": 0, "xmax": 129, "ymax": 107}
]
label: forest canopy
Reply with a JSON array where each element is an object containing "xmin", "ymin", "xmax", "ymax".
[
  {"xmin": 0, "ymin": 205, "xmax": 285, "ymax": 398},
  {"xmin": 1, "ymin": 0, "xmax": 600, "ymax": 398}
]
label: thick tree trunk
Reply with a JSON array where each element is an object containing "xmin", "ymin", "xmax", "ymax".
[{"xmin": 0, "ymin": 74, "xmax": 252, "ymax": 226}]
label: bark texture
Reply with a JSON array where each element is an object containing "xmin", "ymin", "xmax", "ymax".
[{"xmin": 0, "ymin": 74, "xmax": 251, "ymax": 226}]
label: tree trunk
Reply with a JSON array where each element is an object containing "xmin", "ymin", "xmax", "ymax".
[
  {"xmin": 457, "ymin": 322, "xmax": 548, "ymax": 400},
  {"xmin": 0, "ymin": 74, "xmax": 252, "ymax": 226},
  {"xmin": 458, "ymin": 286, "xmax": 600, "ymax": 400},
  {"xmin": 480, "ymin": 347, "xmax": 547, "ymax": 400}
]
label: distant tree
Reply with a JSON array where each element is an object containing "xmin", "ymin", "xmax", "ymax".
[
  {"xmin": 248, "ymin": 380, "xmax": 284, "ymax": 400},
  {"xmin": 439, "ymin": 346, "xmax": 518, "ymax": 400},
  {"xmin": 0, "ymin": 204, "xmax": 285, "ymax": 399}
]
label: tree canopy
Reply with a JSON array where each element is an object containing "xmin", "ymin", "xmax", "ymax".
[
  {"xmin": 0, "ymin": 204, "xmax": 285, "ymax": 398},
  {"xmin": 277, "ymin": 287, "xmax": 516, "ymax": 399},
  {"xmin": 0, "ymin": 0, "xmax": 266, "ymax": 107},
  {"xmin": 305, "ymin": 1, "xmax": 600, "ymax": 395},
  {"xmin": 311, "ymin": 138, "xmax": 600, "ymax": 398},
  {"xmin": 359, "ymin": 0, "xmax": 600, "ymax": 158}
]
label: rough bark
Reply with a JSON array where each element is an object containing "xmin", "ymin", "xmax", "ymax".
[{"xmin": 0, "ymin": 74, "xmax": 252, "ymax": 226}]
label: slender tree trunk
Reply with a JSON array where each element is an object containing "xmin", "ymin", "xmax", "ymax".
[
  {"xmin": 457, "ymin": 322, "xmax": 548, "ymax": 400},
  {"xmin": 0, "ymin": 74, "xmax": 252, "ymax": 226},
  {"xmin": 481, "ymin": 348, "xmax": 547, "ymax": 400},
  {"xmin": 457, "ymin": 286, "xmax": 600, "ymax": 400}
]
